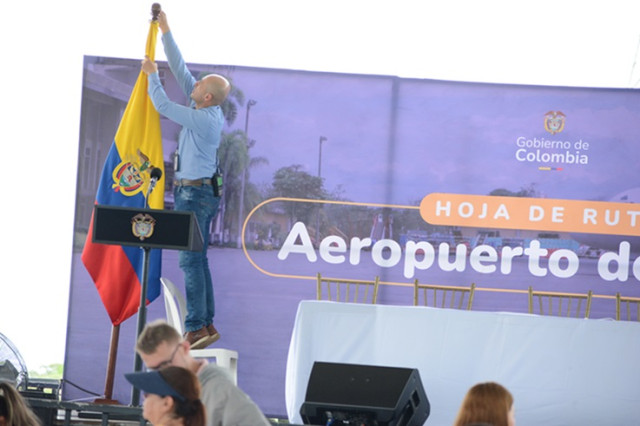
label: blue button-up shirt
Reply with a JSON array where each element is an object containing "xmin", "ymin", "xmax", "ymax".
[{"xmin": 147, "ymin": 31, "xmax": 224, "ymax": 180}]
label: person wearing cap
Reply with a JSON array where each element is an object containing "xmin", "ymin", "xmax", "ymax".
[
  {"xmin": 136, "ymin": 320, "xmax": 271, "ymax": 426},
  {"xmin": 126, "ymin": 366, "xmax": 205, "ymax": 426}
]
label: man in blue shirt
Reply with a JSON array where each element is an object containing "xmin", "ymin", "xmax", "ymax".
[{"xmin": 142, "ymin": 10, "xmax": 230, "ymax": 350}]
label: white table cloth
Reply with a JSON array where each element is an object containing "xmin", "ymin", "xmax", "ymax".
[{"xmin": 286, "ymin": 301, "xmax": 640, "ymax": 425}]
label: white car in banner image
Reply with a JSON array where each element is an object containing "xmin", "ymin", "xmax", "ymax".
[{"xmin": 571, "ymin": 187, "xmax": 640, "ymax": 254}]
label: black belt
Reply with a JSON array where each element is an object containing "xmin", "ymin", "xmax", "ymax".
[{"xmin": 176, "ymin": 178, "xmax": 212, "ymax": 187}]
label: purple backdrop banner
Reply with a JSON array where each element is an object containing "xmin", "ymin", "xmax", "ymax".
[{"xmin": 67, "ymin": 56, "xmax": 640, "ymax": 416}]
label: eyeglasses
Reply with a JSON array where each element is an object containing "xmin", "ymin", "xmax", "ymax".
[{"xmin": 147, "ymin": 343, "xmax": 180, "ymax": 371}]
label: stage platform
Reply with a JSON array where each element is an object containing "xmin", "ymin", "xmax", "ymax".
[
  {"xmin": 25, "ymin": 397, "xmax": 297, "ymax": 425},
  {"xmin": 25, "ymin": 398, "xmax": 144, "ymax": 425}
]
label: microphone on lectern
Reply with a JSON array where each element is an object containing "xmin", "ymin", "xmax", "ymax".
[
  {"xmin": 145, "ymin": 167, "xmax": 163, "ymax": 208},
  {"xmin": 149, "ymin": 167, "xmax": 163, "ymax": 190}
]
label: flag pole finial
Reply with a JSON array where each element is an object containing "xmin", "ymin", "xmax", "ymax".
[{"xmin": 151, "ymin": 3, "xmax": 161, "ymax": 21}]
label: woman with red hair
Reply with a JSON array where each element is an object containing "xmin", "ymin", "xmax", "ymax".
[{"xmin": 453, "ymin": 382, "xmax": 515, "ymax": 426}]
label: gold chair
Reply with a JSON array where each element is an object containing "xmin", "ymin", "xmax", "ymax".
[
  {"xmin": 616, "ymin": 293, "xmax": 640, "ymax": 321},
  {"xmin": 413, "ymin": 280, "xmax": 476, "ymax": 310},
  {"xmin": 316, "ymin": 273, "xmax": 380, "ymax": 304},
  {"xmin": 528, "ymin": 286, "xmax": 593, "ymax": 318}
]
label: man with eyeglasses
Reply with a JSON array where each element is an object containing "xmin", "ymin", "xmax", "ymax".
[{"xmin": 135, "ymin": 320, "xmax": 271, "ymax": 426}]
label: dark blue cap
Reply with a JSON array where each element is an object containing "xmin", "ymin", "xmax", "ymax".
[{"xmin": 125, "ymin": 370, "xmax": 185, "ymax": 401}]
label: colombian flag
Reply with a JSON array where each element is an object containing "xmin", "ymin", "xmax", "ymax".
[{"xmin": 82, "ymin": 20, "xmax": 164, "ymax": 326}]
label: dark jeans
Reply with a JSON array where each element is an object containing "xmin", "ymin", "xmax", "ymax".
[{"xmin": 174, "ymin": 184, "xmax": 220, "ymax": 332}]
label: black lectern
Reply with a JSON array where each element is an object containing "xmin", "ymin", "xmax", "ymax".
[
  {"xmin": 91, "ymin": 204, "xmax": 203, "ymax": 405},
  {"xmin": 92, "ymin": 204, "xmax": 203, "ymax": 251}
]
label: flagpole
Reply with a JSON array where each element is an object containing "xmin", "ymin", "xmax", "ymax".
[
  {"xmin": 81, "ymin": 3, "xmax": 163, "ymax": 408},
  {"xmin": 131, "ymin": 246, "xmax": 152, "ymax": 406},
  {"xmin": 94, "ymin": 324, "xmax": 120, "ymax": 404},
  {"xmin": 130, "ymin": 3, "xmax": 162, "ymax": 407}
]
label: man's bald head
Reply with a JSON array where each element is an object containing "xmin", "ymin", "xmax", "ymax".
[
  {"xmin": 202, "ymin": 74, "xmax": 230, "ymax": 106},
  {"xmin": 190, "ymin": 73, "xmax": 231, "ymax": 108}
]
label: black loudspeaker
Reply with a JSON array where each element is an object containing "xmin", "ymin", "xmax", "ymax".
[{"xmin": 300, "ymin": 362, "xmax": 430, "ymax": 426}]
